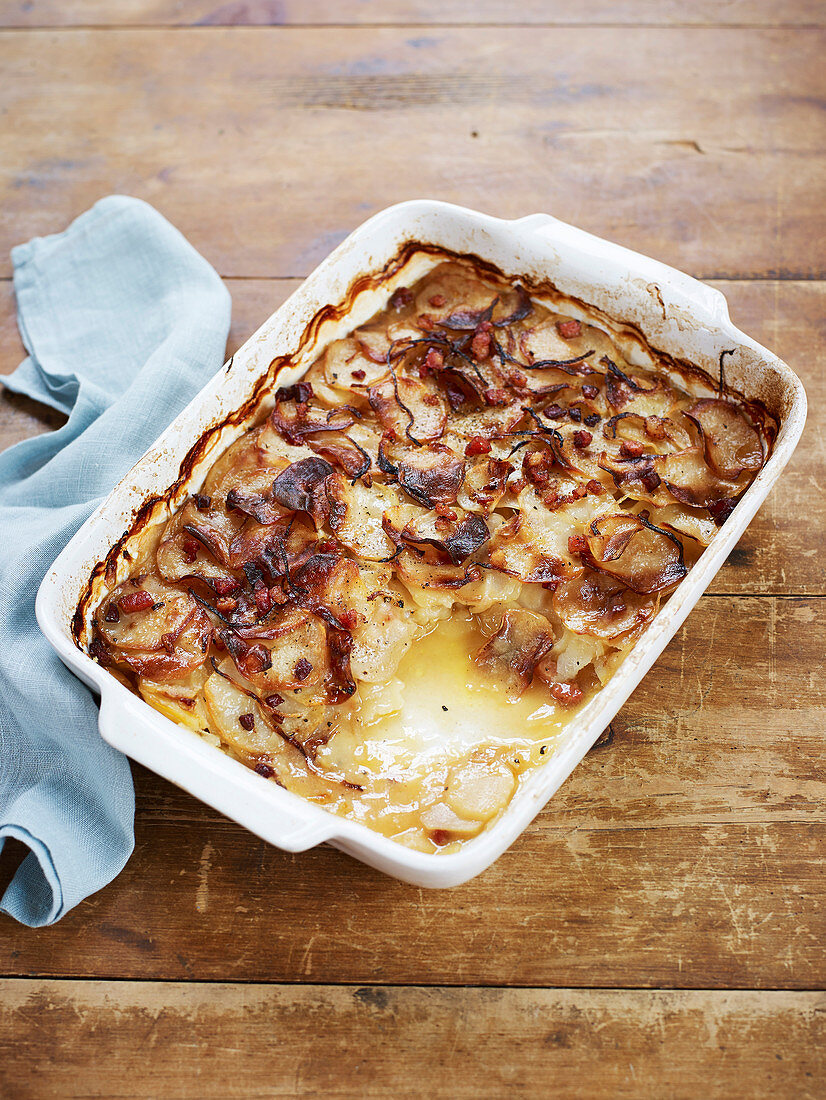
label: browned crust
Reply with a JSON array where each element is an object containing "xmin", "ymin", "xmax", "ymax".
[{"xmin": 72, "ymin": 240, "xmax": 778, "ymax": 649}]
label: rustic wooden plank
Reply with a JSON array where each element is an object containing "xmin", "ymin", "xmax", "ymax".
[
  {"xmin": 1, "ymin": 1, "xmax": 823, "ymax": 28},
  {"xmin": 1, "ymin": 595, "xmax": 823, "ymax": 986},
  {"xmin": 1, "ymin": 28, "xmax": 824, "ymax": 281},
  {"xmin": 0, "ymin": 982, "xmax": 823, "ymax": 1100}
]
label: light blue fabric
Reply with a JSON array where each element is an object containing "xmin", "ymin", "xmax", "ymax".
[{"xmin": 0, "ymin": 196, "xmax": 231, "ymax": 926}]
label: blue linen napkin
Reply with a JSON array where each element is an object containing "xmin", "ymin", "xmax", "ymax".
[{"xmin": 0, "ymin": 196, "xmax": 231, "ymax": 926}]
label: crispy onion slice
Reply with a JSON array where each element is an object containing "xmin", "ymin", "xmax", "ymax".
[
  {"xmin": 582, "ymin": 512, "xmax": 687, "ymax": 594},
  {"xmin": 685, "ymin": 398, "xmax": 764, "ymax": 479},
  {"xmin": 473, "ymin": 609, "xmax": 555, "ymax": 700}
]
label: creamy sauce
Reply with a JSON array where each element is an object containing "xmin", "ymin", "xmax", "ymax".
[{"xmin": 313, "ymin": 614, "xmax": 572, "ymax": 851}]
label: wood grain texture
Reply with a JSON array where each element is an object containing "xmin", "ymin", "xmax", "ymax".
[
  {"xmin": 1, "ymin": 1, "xmax": 824, "ymax": 27},
  {"xmin": 0, "ymin": 982, "xmax": 823, "ymax": 1100},
  {"xmin": 1, "ymin": 596, "xmax": 823, "ymax": 986},
  {"xmin": 1, "ymin": 27, "xmax": 824, "ymax": 281}
]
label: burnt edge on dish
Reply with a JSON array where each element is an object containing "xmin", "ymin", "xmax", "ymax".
[{"xmin": 72, "ymin": 240, "xmax": 778, "ymax": 649}]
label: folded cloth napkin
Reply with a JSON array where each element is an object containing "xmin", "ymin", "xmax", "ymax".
[{"xmin": 0, "ymin": 196, "xmax": 231, "ymax": 926}]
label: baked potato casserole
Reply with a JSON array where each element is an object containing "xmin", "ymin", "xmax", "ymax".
[{"xmin": 85, "ymin": 259, "xmax": 774, "ymax": 852}]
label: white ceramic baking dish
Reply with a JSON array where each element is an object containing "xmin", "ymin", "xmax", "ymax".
[{"xmin": 36, "ymin": 201, "xmax": 806, "ymax": 888}]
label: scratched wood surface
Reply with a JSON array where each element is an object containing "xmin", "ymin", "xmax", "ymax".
[
  {"xmin": 0, "ymin": 984, "xmax": 824, "ymax": 1100},
  {"xmin": 0, "ymin": 7, "xmax": 823, "ymax": 1099}
]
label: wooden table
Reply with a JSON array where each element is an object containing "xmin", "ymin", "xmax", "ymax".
[{"xmin": 0, "ymin": 4, "xmax": 824, "ymax": 1096}]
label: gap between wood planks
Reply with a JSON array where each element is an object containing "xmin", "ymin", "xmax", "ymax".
[
  {"xmin": 2, "ymin": 22, "xmax": 826, "ymax": 30},
  {"xmin": 0, "ymin": 976, "xmax": 823, "ymax": 991}
]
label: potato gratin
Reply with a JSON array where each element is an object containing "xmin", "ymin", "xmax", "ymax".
[{"xmin": 88, "ymin": 260, "xmax": 772, "ymax": 852}]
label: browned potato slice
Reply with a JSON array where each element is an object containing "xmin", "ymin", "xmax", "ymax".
[
  {"xmin": 584, "ymin": 513, "xmax": 687, "ymax": 595},
  {"xmin": 685, "ymin": 398, "xmax": 764, "ymax": 479},
  {"xmin": 474, "ymin": 608, "xmax": 555, "ymax": 700},
  {"xmin": 326, "ymin": 471, "xmax": 397, "ymax": 561},
  {"xmin": 369, "ymin": 375, "xmax": 448, "ymax": 444},
  {"xmin": 553, "ymin": 569, "xmax": 655, "ymax": 640}
]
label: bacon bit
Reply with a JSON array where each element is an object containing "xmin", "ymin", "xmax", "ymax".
[
  {"xmin": 212, "ymin": 577, "xmax": 240, "ymax": 596},
  {"xmin": 417, "ymin": 313, "xmax": 435, "ymax": 331},
  {"xmin": 316, "ymin": 538, "xmax": 342, "ymax": 555},
  {"xmin": 424, "ymin": 347, "xmax": 444, "ymax": 374},
  {"xmin": 338, "ymin": 607, "xmax": 360, "ymax": 631},
  {"xmin": 484, "ymin": 387, "xmax": 510, "ymax": 407},
  {"xmin": 118, "ymin": 590, "xmax": 155, "ymax": 614},
  {"xmin": 645, "ymin": 416, "xmax": 667, "ymax": 441},
  {"xmin": 239, "ymin": 713, "xmax": 255, "ymax": 731},
  {"xmin": 708, "ymin": 497, "xmax": 736, "ymax": 525},
  {"xmin": 265, "ymin": 694, "xmax": 284, "ymax": 708},
  {"xmin": 471, "ymin": 320, "xmax": 493, "ymax": 361},
  {"xmin": 294, "ymin": 657, "xmax": 313, "ymax": 681},
  {"xmin": 429, "ymin": 294, "xmax": 447, "ymax": 307},
  {"xmin": 584, "ymin": 413, "xmax": 600, "ymax": 427},
  {"xmin": 465, "ymin": 436, "xmax": 492, "ymax": 457},
  {"xmin": 431, "ymin": 829, "xmax": 451, "ymax": 846},
  {"xmin": 435, "ymin": 505, "xmax": 458, "ymax": 520},
  {"xmin": 181, "ymin": 537, "xmax": 200, "ymax": 564},
  {"xmin": 543, "ymin": 404, "xmax": 566, "ymax": 420},
  {"xmin": 90, "ymin": 639, "xmax": 113, "ymax": 668},
  {"xmin": 390, "ymin": 286, "xmax": 413, "ymax": 309},
  {"xmin": 160, "ymin": 632, "xmax": 176, "ymax": 655},
  {"xmin": 568, "ymin": 534, "xmax": 589, "ymax": 555},
  {"xmin": 524, "ymin": 450, "xmax": 548, "ymax": 474},
  {"xmin": 582, "ymin": 384, "xmax": 599, "ymax": 400},
  {"xmin": 572, "ymin": 430, "xmax": 593, "ymax": 448},
  {"xmin": 245, "ymin": 644, "xmax": 272, "ymax": 675},
  {"xmin": 557, "ymin": 319, "xmax": 582, "ymax": 339},
  {"xmin": 254, "ymin": 761, "xmax": 274, "ymax": 778},
  {"xmin": 620, "ymin": 440, "xmax": 645, "ymax": 458},
  {"xmin": 216, "ymin": 597, "xmax": 238, "ymax": 614},
  {"xmin": 269, "ymin": 585, "xmax": 289, "ymax": 606},
  {"xmin": 640, "ymin": 469, "xmax": 662, "ymax": 492},
  {"xmin": 254, "ymin": 586, "xmax": 271, "ymax": 614},
  {"xmin": 422, "ymin": 393, "xmax": 441, "ymax": 407},
  {"xmin": 541, "ymin": 580, "xmax": 560, "ymax": 592},
  {"xmin": 571, "ymin": 485, "xmax": 587, "ymax": 500},
  {"xmin": 292, "ymin": 381, "xmax": 314, "ymax": 405},
  {"xmin": 586, "ymin": 478, "xmax": 604, "ymax": 495},
  {"xmin": 351, "ymin": 368, "xmax": 366, "ymax": 381},
  {"xmin": 104, "ymin": 603, "xmax": 120, "ymax": 623},
  {"xmin": 568, "ymin": 407, "xmax": 582, "ymax": 423},
  {"xmin": 193, "ymin": 493, "xmax": 211, "ymax": 512},
  {"xmin": 550, "ymin": 681, "xmax": 584, "ymax": 706}
]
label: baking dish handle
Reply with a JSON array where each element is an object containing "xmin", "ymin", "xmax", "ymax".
[
  {"xmin": 514, "ymin": 212, "xmax": 731, "ymax": 326},
  {"xmin": 97, "ymin": 685, "xmax": 334, "ymax": 853}
]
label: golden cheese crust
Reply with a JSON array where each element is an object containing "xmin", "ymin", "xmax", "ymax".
[{"xmin": 88, "ymin": 259, "xmax": 772, "ymax": 851}]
